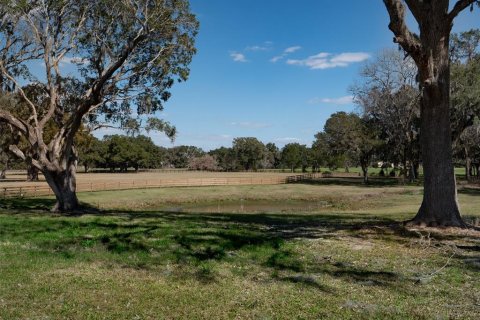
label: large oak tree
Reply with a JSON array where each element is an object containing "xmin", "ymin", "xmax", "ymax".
[
  {"xmin": 0, "ymin": 0, "xmax": 198, "ymax": 212},
  {"xmin": 383, "ymin": 0, "xmax": 479, "ymax": 227}
]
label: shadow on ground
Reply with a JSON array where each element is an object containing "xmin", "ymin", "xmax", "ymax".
[{"xmin": 1, "ymin": 196, "xmax": 479, "ymax": 289}]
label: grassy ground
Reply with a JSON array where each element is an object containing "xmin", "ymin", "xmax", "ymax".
[{"xmin": 0, "ymin": 182, "xmax": 479, "ymax": 319}]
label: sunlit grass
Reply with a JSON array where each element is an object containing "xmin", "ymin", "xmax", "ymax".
[{"xmin": 0, "ymin": 182, "xmax": 479, "ymax": 319}]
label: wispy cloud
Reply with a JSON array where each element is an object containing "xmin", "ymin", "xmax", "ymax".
[
  {"xmin": 284, "ymin": 46, "xmax": 302, "ymax": 54},
  {"xmin": 270, "ymin": 45, "xmax": 302, "ymax": 63},
  {"xmin": 230, "ymin": 121, "xmax": 271, "ymax": 129},
  {"xmin": 270, "ymin": 55, "xmax": 284, "ymax": 63},
  {"xmin": 230, "ymin": 51, "xmax": 248, "ymax": 62},
  {"xmin": 287, "ymin": 52, "xmax": 370, "ymax": 69},
  {"xmin": 308, "ymin": 95, "xmax": 354, "ymax": 105},
  {"xmin": 245, "ymin": 41, "xmax": 273, "ymax": 51}
]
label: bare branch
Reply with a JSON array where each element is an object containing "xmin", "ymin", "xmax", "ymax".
[
  {"xmin": 0, "ymin": 109, "xmax": 30, "ymax": 136},
  {"xmin": 404, "ymin": 0, "xmax": 423, "ymax": 25},
  {"xmin": 449, "ymin": 0, "xmax": 478, "ymax": 21},
  {"xmin": 8, "ymin": 144, "xmax": 26, "ymax": 160},
  {"xmin": 0, "ymin": 63, "xmax": 39, "ymax": 126},
  {"xmin": 383, "ymin": 0, "xmax": 423, "ymax": 63}
]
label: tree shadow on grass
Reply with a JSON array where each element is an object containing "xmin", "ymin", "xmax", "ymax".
[{"xmin": 1, "ymin": 197, "xmax": 479, "ymax": 290}]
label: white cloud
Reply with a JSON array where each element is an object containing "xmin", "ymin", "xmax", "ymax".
[
  {"xmin": 308, "ymin": 95, "xmax": 354, "ymax": 105},
  {"xmin": 270, "ymin": 45, "xmax": 302, "ymax": 63},
  {"xmin": 270, "ymin": 55, "xmax": 284, "ymax": 63},
  {"xmin": 246, "ymin": 41, "xmax": 273, "ymax": 52},
  {"xmin": 230, "ymin": 121, "xmax": 271, "ymax": 129},
  {"xmin": 287, "ymin": 52, "xmax": 370, "ymax": 70},
  {"xmin": 330, "ymin": 52, "xmax": 371, "ymax": 64},
  {"xmin": 230, "ymin": 52, "xmax": 247, "ymax": 62},
  {"xmin": 284, "ymin": 46, "xmax": 302, "ymax": 54}
]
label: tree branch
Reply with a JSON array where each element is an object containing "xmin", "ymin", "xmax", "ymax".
[
  {"xmin": 383, "ymin": 0, "xmax": 423, "ymax": 64},
  {"xmin": 449, "ymin": 0, "xmax": 478, "ymax": 21},
  {"xmin": 0, "ymin": 109, "xmax": 31, "ymax": 137}
]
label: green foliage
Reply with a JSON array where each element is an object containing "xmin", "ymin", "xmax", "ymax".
[
  {"xmin": 232, "ymin": 137, "xmax": 266, "ymax": 171},
  {"xmin": 281, "ymin": 143, "xmax": 308, "ymax": 172},
  {"xmin": 168, "ymin": 145, "xmax": 205, "ymax": 168},
  {"xmin": 209, "ymin": 147, "xmax": 238, "ymax": 171}
]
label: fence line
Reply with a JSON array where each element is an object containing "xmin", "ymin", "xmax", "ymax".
[{"xmin": 1, "ymin": 173, "xmax": 323, "ymax": 199}]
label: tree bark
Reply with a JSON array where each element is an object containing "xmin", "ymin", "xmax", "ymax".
[
  {"xmin": 43, "ymin": 159, "xmax": 79, "ymax": 213},
  {"xmin": 383, "ymin": 0, "xmax": 472, "ymax": 227},
  {"xmin": 410, "ymin": 35, "xmax": 465, "ymax": 227}
]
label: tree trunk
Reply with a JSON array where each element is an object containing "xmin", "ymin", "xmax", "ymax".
[
  {"xmin": 27, "ymin": 165, "xmax": 39, "ymax": 181},
  {"xmin": 409, "ymin": 162, "xmax": 416, "ymax": 183},
  {"xmin": 410, "ymin": 34, "xmax": 465, "ymax": 227},
  {"xmin": 465, "ymin": 148, "xmax": 472, "ymax": 182},
  {"xmin": 361, "ymin": 165, "xmax": 368, "ymax": 184},
  {"xmin": 43, "ymin": 160, "xmax": 79, "ymax": 213}
]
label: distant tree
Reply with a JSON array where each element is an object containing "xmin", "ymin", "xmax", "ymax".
[
  {"xmin": 209, "ymin": 147, "xmax": 237, "ymax": 171},
  {"xmin": 458, "ymin": 121, "xmax": 480, "ymax": 179},
  {"xmin": 77, "ymin": 134, "xmax": 105, "ymax": 173},
  {"xmin": 264, "ymin": 142, "xmax": 281, "ymax": 169},
  {"xmin": 450, "ymin": 29, "xmax": 480, "ymax": 181},
  {"xmin": 322, "ymin": 112, "xmax": 381, "ymax": 183},
  {"xmin": 135, "ymin": 136, "xmax": 167, "ymax": 169},
  {"xmin": 382, "ymin": 0, "xmax": 480, "ymax": 226},
  {"xmin": 0, "ymin": 0, "xmax": 198, "ymax": 212},
  {"xmin": 188, "ymin": 155, "xmax": 219, "ymax": 171},
  {"xmin": 312, "ymin": 132, "xmax": 334, "ymax": 171},
  {"xmin": 168, "ymin": 146, "xmax": 205, "ymax": 168},
  {"xmin": 351, "ymin": 49, "xmax": 420, "ymax": 181},
  {"xmin": 103, "ymin": 135, "xmax": 143, "ymax": 172},
  {"xmin": 323, "ymin": 112, "xmax": 360, "ymax": 172},
  {"xmin": 232, "ymin": 137, "xmax": 266, "ymax": 171},
  {"xmin": 281, "ymin": 143, "xmax": 305, "ymax": 172}
]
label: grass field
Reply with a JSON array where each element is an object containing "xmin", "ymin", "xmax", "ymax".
[{"xmin": 0, "ymin": 182, "xmax": 479, "ymax": 319}]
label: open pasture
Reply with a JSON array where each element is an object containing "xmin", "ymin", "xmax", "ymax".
[{"xmin": 1, "ymin": 182, "xmax": 479, "ymax": 319}]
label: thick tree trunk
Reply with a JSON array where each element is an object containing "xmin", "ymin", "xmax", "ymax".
[
  {"xmin": 43, "ymin": 161, "xmax": 79, "ymax": 213},
  {"xmin": 409, "ymin": 40, "xmax": 465, "ymax": 227}
]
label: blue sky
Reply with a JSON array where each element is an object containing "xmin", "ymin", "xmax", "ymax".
[{"xmin": 99, "ymin": 0, "xmax": 480, "ymax": 150}]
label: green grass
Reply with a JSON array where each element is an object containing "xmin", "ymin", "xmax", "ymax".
[{"xmin": 0, "ymin": 183, "xmax": 479, "ymax": 319}]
